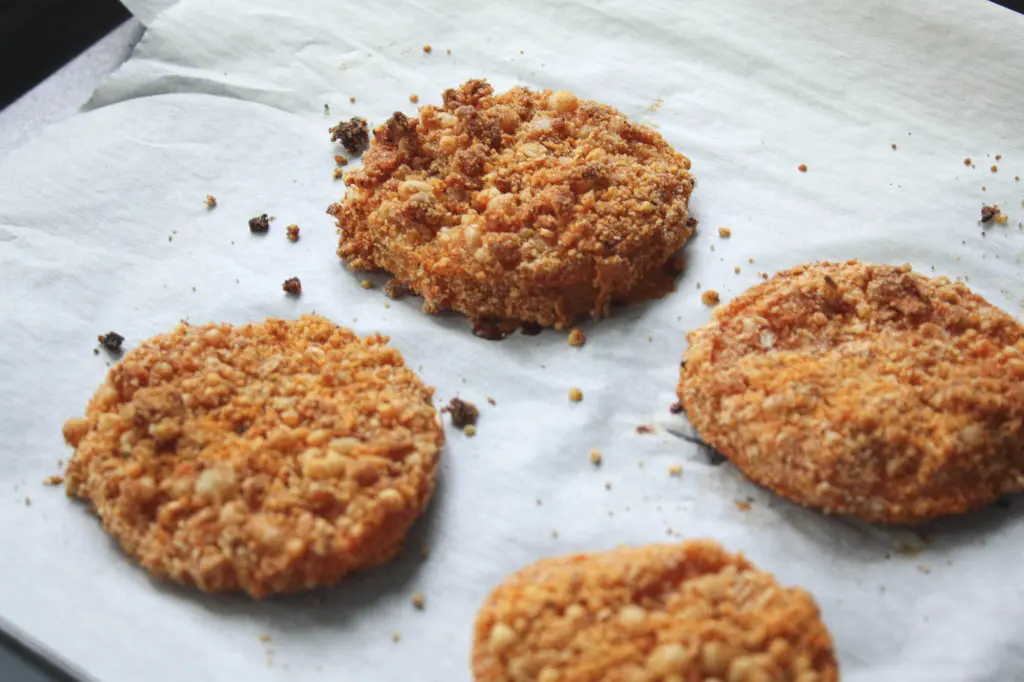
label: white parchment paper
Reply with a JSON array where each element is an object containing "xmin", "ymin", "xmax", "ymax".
[
  {"xmin": 118, "ymin": 0, "xmax": 177, "ymax": 26},
  {"xmin": 3, "ymin": 0, "xmax": 1024, "ymax": 680}
]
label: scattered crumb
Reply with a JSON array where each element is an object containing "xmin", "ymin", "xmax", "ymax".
[
  {"xmin": 249, "ymin": 214, "xmax": 270, "ymax": 234},
  {"xmin": 323, "ymin": 104, "xmax": 330, "ymax": 116},
  {"xmin": 589, "ymin": 449, "xmax": 602, "ymax": 465},
  {"xmin": 422, "ymin": 44, "xmax": 432, "ymax": 53},
  {"xmin": 97, "ymin": 331, "xmax": 125, "ymax": 353},
  {"xmin": 57, "ymin": 458, "xmax": 63, "ymax": 467},
  {"xmin": 668, "ymin": 464, "xmax": 682, "ymax": 477},
  {"xmin": 329, "ymin": 117, "xmax": 370, "ymax": 155},
  {"xmin": 963, "ymin": 157, "xmax": 971, "ymax": 166},
  {"xmin": 334, "ymin": 155, "xmax": 348, "ymax": 167},
  {"xmin": 981, "ymin": 205, "xmax": 1000, "ymax": 223},
  {"xmin": 360, "ymin": 279, "xmax": 373, "ymax": 289},
  {"xmin": 464, "ymin": 424, "xmax": 477, "ymax": 437},
  {"xmin": 995, "ymin": 154, "xmax": 1002, "ymax": 161},
  {"xmin": 735, "ymin": 501, "xmax": 752, "ymax": 511},
  {"xmin": 333, "ymin": 168, "xmax": 345, "ymax": 180},
  {"xmin": 409, "ymin": 94, "xmax": 419, "ymax": 104},
  {"xmin": 286, "ymin": 224, "xmax": 300, "ymax": 242},
  {"xmin": 411, "ymin": 592, "xmax": 426, "ymax": 609},
  {"xmin": 567, "ymin": 327, "xmax": 586, "ymax": 347},
  {"xmin": 349, "ymin": 96, "xmax": 356, "ymax": 104},
  {"xmin": 1016, "ymin": 176, "xmax": 1020, "ymax": 182},
  {"xmin": 487, "ymin": 397, "xmax": 496, "ymax": 406},
  {"xmin": 446, "ymin": 49, "xmax": 451, "ymax": 55},
  {"xmin": 259, "ymin": 634, "xmax": 272, "ymax": 643},
  {"xmin": 669, "ymin": 402, "xmax": 683, "ymax": 414},
  {"xmin": 734, "ymin": 266, "xmax": 741, "ymax": 274},
  {"xmin": 604, "ymin": 480, "xmax": 612, "ymax": 490},
  {"xmin": 701, "ymin": 290, "xmax": 720, "ymax": 306},
  {"xmin": 443, "ymin": 397, "xmax": 479, "ymax": 428},
  {"xmin": 268, "ymin": 215, "xmax": 276, "ymax": 222},
  {"xmin": 568, "ymin": 387, "xmax": 583, "ymax": 402},
  {"xmin": 748, "ymin": 257, "xmax": 754, "ymax": 263},
  {"xmin": 917, "ymin": 565, "xmax": 932, "ymax": 575},
  {"xmin": 43, "ymin": 475, "xmax": 63, "ymax": 486},
  {"xmin": 204, "ymin": 194, "xmax": 217, "ymax": 208},
  {"xmin": 798, "ymin": 164, "xmax": 808, "ymax": 172},
  {"xmin": 995, "ymin": 214, "xmax": 1009, "ymax": 224},
  {"xmin": 93, "ymin": 348, "xmax": 99, "ymax": 355},
  {"xmin": 891, "ymin": 143, "xmax": 897, "ymax": 150},
  {"xmin": 636, "ymin": 424, "xmax": 654, "ymax": 434},
  {"xmin": 392, "ymin": 632, "xmax": 401, "ymax": 643},
  {"xmin": 384, "ymin": 279, "xmax": 410, "ymax": 299},
  {"xmin": 718, "ymin": 226, "xmax": 732, "ymax": 238},
  {"xmin": 991, "ymin": 165, "xmax": 999, "ymax": 172},
  {"xmin": 282, "ymin": 277, "xmax": 302, "ymax": 296}
]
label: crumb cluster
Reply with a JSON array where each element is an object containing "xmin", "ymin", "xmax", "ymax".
[
  {"xmin": 330, "ymin": 117, "xmax": 370, "ymax": 155},
  {"xmin": 678, "ymin": 260, "xmax": 1024, "ymax": 523},
  {"xmin": 62, "ymin": 315, "xmax": 444, "ymax": 596},
  {"xmin": 472, "ymin": 541, "xmax": 838, "ymax": 682},
  {"xmin": 328, "ymin": 79, "xmax": 696, "ymax": 329},
  {"xmin": 443, "ymin": 397, "xmax": 479, "ymax": 428}
]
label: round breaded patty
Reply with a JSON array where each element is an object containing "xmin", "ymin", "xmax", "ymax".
[
  {"xmin": 62, "ymin": 315, "xmax": 443, "ymax": 597},
  {"xmin": 472, "ymin": 541, "xmax": 837, "ymax": 682},
  {"xmin": 328, "ymin": 79, "xmax": 696, "ymax": 329},
  {"xmin": 678, "ymin": 261, "xmax": 1024, "ymax": 524}
]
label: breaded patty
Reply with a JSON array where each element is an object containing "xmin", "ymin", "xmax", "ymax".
[
  {"xmin": 678, "ymin": 261, "xmax": 1024, "ymax": 524},
  {"xmin": 328, "ymin": 79, "xmax": 696, "ymax": 329},
  {"xmin": 472, "ymin": 541, "xmax": 837, "ymax": 682},
  {"xmin": 62, "ymin": 315, "xmax": 443, "ymax": 597}
]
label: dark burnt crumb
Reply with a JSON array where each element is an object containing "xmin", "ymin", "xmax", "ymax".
[
  {"xmin": 442, "ymin": 397, "xmax": 479, "ymax": 428},
  {"xmin": 384, "ymin": 279, "xmax": 410, "ymax": 299},
  {"xmin": 963, "ymin": 157, "xmax": 972, "ymax": 166},
  {"xmin": 330, "ymin": 117, "xmax": 370, "ymax": 155},
  {"xmin": 472, "ymin": 319, "xmax": 519, "ymax": 341},
  {"xmin": 995, "ymin": 154, "xmax": 1002, "ymax": 161},
  {"xmin": 669, "ymin": 402, "xmax": 684, "ymax": 414},
  {"xmin": 323, "ymin": 104, "xmax": 330, "ymax": 116},
  {"xmin": 282, "ymin": 277, "xmax": 302, "ymax": 296},
  {"xmin": 980, "ymin": 205, "xmax": 1000, "ymax": 223},
  {"xmin": 891, "ymin": 143, "xmax": 897, "ymax": 150},
  {"xmin": 286, "ymin": 224, "xmax": 300, "ymax": 242},
  {"xmin": 686, "ymin": 216, "xmax": 698, "ymax": 230},
  {"xmin": 487, "ymin": 397, "xmax": 496, "ymax": 406},
  {"xmin": 249, "ymin": 214, "xmax": 270, "ymax": 234},
  {"xmin": 824, "ymin": 274, "xmax": 838, "ymax": 288},
  {"xmin": 707, "ymin": 450, "xmax": 729, "ymax": 466},
  {"xmin": 236, "ymin": 422, "xmax": 250, "ymax": 435},
  {"xmin": 205, "ymin": 194, "xmax": 217, "ymax": 208},
  {"xmin": 92, "ymin": 348, "xmax": 100, "ymax": 355},
  {"xmin": 636, "ymin": 424, "xmax": 655, "ymax": 434},
  {"xmin": 97, "ymin": 331, "xmax": 124, "ymax": 353},
  {"xmin": 798, "ymin": 164, "xmax": 808, "ymax": 172},
  {"xmin": 334, "ymin": 155, "xmax": 348, "ymax": 167},
  {"xmin": 520, "ymin": 321, "xmax": 543, "ymax": 336}
]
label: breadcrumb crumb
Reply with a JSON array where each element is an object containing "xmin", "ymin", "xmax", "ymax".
[
  {"xmin": 249, "ymin": 214, "xmax": 270, "ymax": 234},
  {"xmin": 443, "ymin": 397, "xmax": 479, "ymax": 427},
  {"xmin": 995, "ymin": 214, "xmax": 1009, "ymax": 224},
  {"xmin": 589, "ymin": 449, "xmax": 602, "ymax": 465},
  {"xmin": 409, "ymin": 94, "xmax": 419, "ymax": 104},
  {"xmin": 422, "ymin": 45, "xmax": 432, "ymax": 53},
  {"xmin": 568, "ymin": 327, "xmax": 586, "ymax": 347},
  {"xmin": 735, "ymin": 501, "xmax": 752, "ymax": 511},
  {"xmin": 701, "ymin": 290, "xmax": 720, "ymax": 306},
  {"xmin": 964, "ymin": 157, "xmax": 971, "ymax": 166},
  {"xmin": 568, "ymin": 388, "xmax": 583, "ymax": 402},
  {"xmin": 360, "ymin": 279, "xmax": 373, "ymax": 289},
  {"xmin": 286, "ymin": 225, "xmax": 300, "ymax": 242},
  {"xmin": 411, "ymin": 592, "xmax": 426, "ymax": 609},
  {"xmin": 43, "ymin": 475, "xmax": 64, "ymax": 486},
  {"xmin": 668, "ymin": 464, "xmax": 683, "ymax": 477},
  {"xmin": 333, "ymin": 168, "xmax": 345, "ymax": 180},
  {"xmin": 718, "ymin": 227, "xmax": 732, "ymax": 238},
  {"xmin": 991, "ymin": 165, "xmax": 998, "ymax": 172},
  {"xmin": 282, "ymin": 277, "xmax": 302, "ymax": 295},
  {"xmin": 392, "ymin": 631, "xmax": 401, "ymax": 643},
  {"xmin": 487, "ymin": 397, "xmax": 496, "ymax": 406},
  {"xmin": 205, "ymin": 195, "xmax": 217, "ymax": 208},
  {"xmin": 334, "ymin": 155, "xmax": 348, "ymax": 167},
  {"xmin": 464, "ymin": 424, "xmax": 477, "ymax": 437},
  {"xmin": 798, "ymin": 164, "xmax": 808, "ymax": 172}
]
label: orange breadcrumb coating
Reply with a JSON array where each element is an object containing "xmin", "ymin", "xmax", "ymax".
[
  {"xmin": 61, "ymin": 315, "xmax": 443, "ymax": 597},
  {"xmin": 472, "ymin": 541, "xmax": 838, "ymax": 682},
  {"xmin": 678, "ymin": 261, "xmax": 1024, "ymax": 524},
  {"xmin": 328, "ymin": 79, "xmax": 696, "ymax": 329}
]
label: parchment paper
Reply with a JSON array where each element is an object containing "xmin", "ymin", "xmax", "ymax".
[
  {"xmin": 2, "ymin": 0, "xmax": 1024, "ymax": 680},
  {"xmin": 118, "ymin": 0, "xmax": 177, "ymax": 27}
]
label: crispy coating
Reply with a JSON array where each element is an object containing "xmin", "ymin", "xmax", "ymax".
[
  {"xmin": 472, "ymin": 541, "xmax": 837, "ymax": 682},
  {"xmin": 62, "ymin": 315, "xmax": 443, "ymax": 597},
  {"xmin": 678, "ymin": 261, "xmax": 1024, "ymax": 524},
  {"xmin": 328, "ymin": 79, "xmax": 696, "ymax": 329}
]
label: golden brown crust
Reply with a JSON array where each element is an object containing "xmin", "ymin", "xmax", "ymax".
[
  {"xmin": 328, "ymin": 79, "xmax": 695, "ymax": 329},
  {"xmin": 678, "ymin": 260, "xmax": 1024, "ymax": 524},
  {"xmin": 472, "ymin": 541, "xmax": 838, "ymax": 682},
  {"xmin": 62, "ymin": 315, "xmax": 443, "ymax": 597}
]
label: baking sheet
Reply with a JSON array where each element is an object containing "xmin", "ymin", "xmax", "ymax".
[{"xmin": 3, "ymin": 0, "xmax": 1024, "ymax": 680}]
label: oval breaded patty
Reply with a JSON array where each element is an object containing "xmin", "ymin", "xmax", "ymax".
[
  {"xmin": 328, "ymin": 79, "xmax": 696, "ymax": 329},
  {"xmin": 62, "ymin": 315, "xmax": 443, "ymax": 597},
  {"xmin": 678, "ymin": 261, "xmax": 1024, "ymax": 524},
  {"xmin": 472, "ymin": 541, "xmax": 837, "ymax": 682}
]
